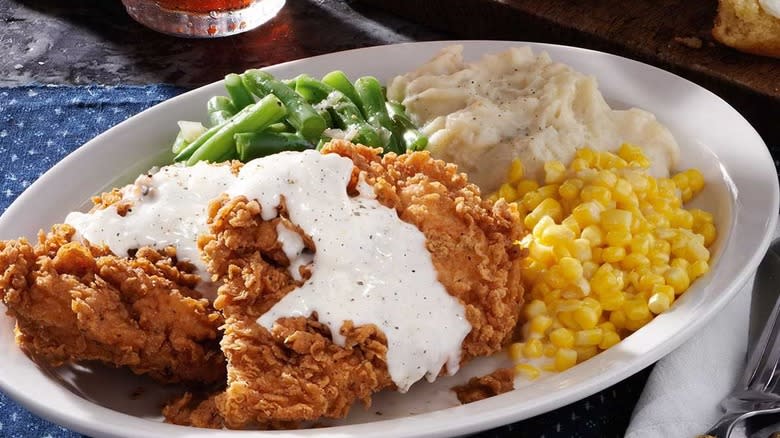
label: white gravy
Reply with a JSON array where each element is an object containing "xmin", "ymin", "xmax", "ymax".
[
  {"xmin": 65, "ymin": 162, "xmax": 235, "ymax": 296},
  {"xmin": 64, "ymin": 150, "xmax": 472, "ymax": 392}
]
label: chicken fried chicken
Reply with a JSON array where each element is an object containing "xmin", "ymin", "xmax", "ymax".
[
  {"xmin": 0, "ymin": 224, "xmax": 225, "ymax": 384},
  {"xmin": 166, "ymin": 140, "xmax": 524, "ymax": 428}
]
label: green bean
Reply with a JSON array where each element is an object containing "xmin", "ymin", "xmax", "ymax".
[
  {"xmin": 216, "ymin": 147, "xmax": 238, "ymax": 163},
  {"xmin": 241, "ymin": 69, "xmax": 327, "ymax": 142},
  {"xmin": 207, "ymin": 96, "xmax": 237, "ymax": 126},
  {"xmin": 235, "ymin": 132, "xmax": 312, "ymax": 161},
  {"xmin": 173, "ymin": 124, "xmax": 222, "ymax": 162},
  {"xmin": 171, "ymin": 131, "xmax": 190, "ymax": 154},
  {"xmin": 354, "ymin": 76, "xmax": 402, "ymax": 154},
  {"xmin": 186, "ymin": 94, "xmax": 287, "ymax": 165},
  {"xmin": 294, "ymin": 75, "xmax": 382, "ymax": 147},
  {"xmin": 322, "ymin": 71, "xmax": 363, "ymax": 113},
  {"xmin": 224, "ymin": 73, "xmax": 254, "ymax": 110},
  {"xmin": 318, "ymin": 108, "xmax": 333, "ymax": 128},
  {"xmin": 267, "ymin": 122, "xmax": 291, "ymax": 133},
  {"xmin": 386, "ymin": 101, "xmax": 428, "ymax": 151}
]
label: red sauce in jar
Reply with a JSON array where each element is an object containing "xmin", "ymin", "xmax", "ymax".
[{"xmin": 156, "ymin": 0, "xmax": 253, "ymax": 13}]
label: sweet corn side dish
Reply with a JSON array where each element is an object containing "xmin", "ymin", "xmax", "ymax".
[{"xmin": 492, "ymin": 144, "xmax": 716, "ymax": 378}]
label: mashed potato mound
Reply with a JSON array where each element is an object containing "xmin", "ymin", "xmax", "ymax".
[{"xmin": 388, "ymin": 45, "xmax": 680, "ymax": 192}]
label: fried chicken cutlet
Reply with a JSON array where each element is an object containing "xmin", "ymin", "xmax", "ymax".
[
  {"xmin": 0, "ymin": 224, "xmax": 225, "ymax": 384},
  {"xmin": 167, "ymin": 140, "xmax": 525, "ymax": 429}
]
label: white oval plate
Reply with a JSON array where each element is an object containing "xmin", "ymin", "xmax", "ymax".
[{"xmin": 0, "ymin": 41, "xmax": 777, "ymax": 438}]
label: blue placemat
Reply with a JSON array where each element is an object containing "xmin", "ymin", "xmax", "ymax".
[{"xmin": 0, "ymin": 85, "xmax": 650, "ymax": 438}]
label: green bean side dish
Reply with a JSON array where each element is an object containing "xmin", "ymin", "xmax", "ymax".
[{"xmin": 171, "ymin": 70, "xmax": 428, "ymax": 165}]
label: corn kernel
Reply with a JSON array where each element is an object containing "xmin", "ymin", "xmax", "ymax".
[
  {"xmin": 540, "ymin": 224, "xmax": 576, "ymax": 248},
  {"xmin": 624, "ymin": 313, "xmax": 653, "ymax": 332},
  {"xmin": 558, "ymin": 257, "xmax": 583, "ymax": 282},
  {"xmin": 582, "ymin": 296, "xmax": 602, "ymax": 311},
  {"xmin": 609, "ymin": 309, "xmax": 627, "ymax": 329},
  {"xmin": 576, "ymin": 148, "xmax": 597, "ymax": 163},
  {"xmin": 638, "ymin": 272, "xmax": 664, "ymax": 293},
  {"xmin": 555, "ymin": 348, "xmax": 578, "ymax": 371},
  {"xmin": 532, "ymin": 215, "xmax": 556, "ymax": 239},
  {"xmin": 514, "ymin": 363, "xmax": 541, "ymax": 380},
  {"xmin": 613, "ymin": 177, "xmax": 633, "ymax": 198},
  {"xmin": 582, "ymin": 261, "xmax": 599, "ymax": 279},
  {"xmin": 545, "ymin": 160, "xmax": 567, "ymax": 184},
  {"xmin": 598, "ymin": 321, "xmax": 617, "ymax": 333},
  {"xmin": 522, "ymin": 338, "xmax": 544, "ymax": 358},
  {"xmin": 624, "ymin": 299, "xmax": 651, "ymax": 321},
  {"xmin": 550, "ymin": 327, "xmax": 575, "ymax": 348},
  {"xmin": 571, "ymin": 158, "xmax": 590, "ymax": 171},
  {"xmin": 670, "ymin": 257, "xmax": 690, "ymax": 270},
  {"xmin": 498, "ymin": 183, "xmax": 518, "ymax": 202},
  {"xmin": 601, "ymin": 209, "xmax": 633, "ymax": 231},
  {"xmin": 507, "ymin": 159, "xmax": 525, "ymax": 183},
  {"xmin": 575, "ymin": 328, "xmax": 603, "ymax": 346},
  {"xmin": 621, "ymin": 253, "xmax": 650, "ymax": 270},
  {"xmin": 559, "ymin": 178, "xmax": 583, "ymax": 200},
  {"xmin": 558, "ymin": 310, "xmax": 579, "ymax": 329},
  {"xmin": 672, "ymin": 172, "xmax": 689, "ymax": 190},
  {"xmin": 652, "ymin": 284, "xmax": 676, "ymax": 302},
  {"xmin": 580, "ymin": 225, "xmax": 604, "ymax": 247},
  {"xmin": 517, "ymin": 179, "xmax": 540, "ymax": 197},
  {"xmin": 537, "ymin": 184, "xmax": 561, "ymax": 200},
  {"xmin": 525, "ymin": 198, "xmax": 564, "ymax": 228},
  {"xmin": 594, "ymin": 170, "xmax": 618, "ymax": 188},
  {"xmin": 599, "ymin": 331, "xmax": 621, "ymax": 350},
  {"xmin": 690, "ymin": 208, "xmax": 713, "ymax": 225},
  {"xmin": 575, "ymin": 346, "xmax": 599, "ymax": 361},
  {"xmin": 573, "ymin": 306, "xmax": 599, "ymax": 329},
  {"xmin": 599, "ymin": 290, "xmax": 625, "ymax": 311},
  {"xmin": 670, "ymin": 209, "xmax": 694, "ymax": 229},
  {"xmin": 686, "ymin": 169, "xmax": 705, "ymax": 193},
  {"xmin": 529, "ymin": 241, "xmax": 556, "ymax": 266},
  {"xmin": 524, "ymin": 299, "xmax": 548, "ymax": 319},
  {"xmin": 572, "ymin": 202, "xmax": 603, "ymax": 227},
  {"xmin": 686, "ymin": 241, "xmax": 710, "ymax": 262},
  {"xmin": 605, "ymin": 228, "xmax": 632, "ymax": 247},
  {"xmin": 561, "ymin": 215, "xmax": 581, "ymax": 235},
  {"xmin": 688, "ymin": 260, "xmax": 709, "ymax": 280},
  {"xmin": 630, "ymin": 233, "xmax": 653, "ymax": 255},
  {"xmin": 544, "ymin": 267, "xmax": 569, "ymax": 289},
  {"xmin": 648, "ymin": 292, "xmax": 671, "ymax": 314},
  {"xmin": 521, "ymin": 190, "xmax": 545, "ymax": 212},
  {"xmin": 581, "ymin": 185, "xmax": 613, "ymax": 206},
  {"xmin": 569, "ymin": 238, "xmax": 592, "ymax": 261},
  {"xmin": 602, "ymin": 246, "xmax": 627, "ymax": 263},
  {"xmin": 544, "ymin": 344, "xmax": 557, "ymax": 357},
  {"xmin": 665, "ymin": 267, "xmax": 690, "ymax": 294},
  {"xmin": 699, "ymin": 222, "xmax": 717, "ymax": 246},
  {"xmin": 530, "ymin": 315, "xmax": 554, "ymax": 334}
]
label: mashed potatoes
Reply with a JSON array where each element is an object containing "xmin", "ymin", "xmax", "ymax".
[{"xmin": 387, "ymin": 45, "xmax": 680, "ymax": 192}]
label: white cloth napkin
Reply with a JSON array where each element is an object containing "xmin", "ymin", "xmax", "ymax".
[{"xmin": 625, "ymin": 222, "xmax": 780, "ymax": 437}]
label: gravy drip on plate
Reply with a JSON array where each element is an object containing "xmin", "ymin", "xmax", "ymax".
[
  {"xmin": 232, "ymin": 151, "xmax": 471, "ymax": 393},
  {"xmin": 64, "ymin": 162, "xmax": 235, "ymax": 298},
  {"xmin": 65, "ymin": 150, "xmax": 471, "ymax": 392}
]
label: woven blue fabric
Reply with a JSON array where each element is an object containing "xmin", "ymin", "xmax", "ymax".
[{"xmin": 0, "ymin": 85, "xmax": 649, "ymax": 438}]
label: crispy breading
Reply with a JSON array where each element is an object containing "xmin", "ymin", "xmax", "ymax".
[
  {"xmin": 0, "ymin": 224, "xmax": 225, "ymax": 384},
  {"xmin": 186, "ymin": 140, "xmax": 525, "ymax": 428},
  {"xmin": 452, "ymin": 368, "xmax": 515, "ymax": 404}
]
